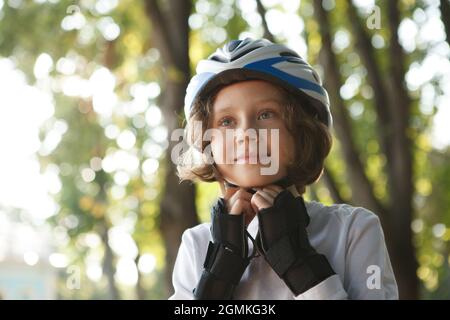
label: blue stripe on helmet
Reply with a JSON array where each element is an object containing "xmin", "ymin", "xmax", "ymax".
[{"xmin": 243, "ymin": 57, "xmax": 326, "ymax": 96}]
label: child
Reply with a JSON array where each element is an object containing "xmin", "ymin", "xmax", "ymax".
[{"xmin": 170, "ymin": 38, "xmax": 398, "ymax": 299}]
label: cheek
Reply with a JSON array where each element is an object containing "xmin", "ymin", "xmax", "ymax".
[
  {"xmin": 274, "ymin": 129, "xmax": 295, "ymax": 163},
  {"xmin": 283, "ymin": 135, "xmax": 296, "ymax": 163},
  {"xmin": 210, "ymin": 137, "xmax": 222, "ymax": 162},
  {"xmin": 210, "ymin": 132, "xmax": 232, "ymax": 162},
  {"xmin": 264, "ymin": 128, "xmax": 286, "ymax": 156}
]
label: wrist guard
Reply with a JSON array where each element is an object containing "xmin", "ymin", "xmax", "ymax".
[
  {"xmin": 194, "ymin": 198, "xmax": 254, "ymax": 299},
  {"xmin": 255, "ymin": 190, "xmax": 335, "ymax": 295}
]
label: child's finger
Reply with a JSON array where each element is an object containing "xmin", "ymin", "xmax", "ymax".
[
  {"xmin": 260, "ymin": 187, "xmax": 279, "ymax": 199},
  {"xmin": 256, "ymin": 190, "xmax": 275, "ymax": 204},
  {"xmin": 227, "ymin": 188, "xmax": 252, "ymax": 207},
  {"xmin": 221, "ymin": 181, "xmax": 240, "ymax": 201},
  {"xmin": 229, "ymin": 198, "xmax": 253, "ymax": 216},
  {"xmin": 264, "ymin": 184, "xmax": 284, "ymax": 193},
  {"xmin": 251, "ymin": 192, "xmax": 272, "ymax": 211},
  {"xmin": 228, "ymin": 198, "xmax": 244, "ymax": 215}
]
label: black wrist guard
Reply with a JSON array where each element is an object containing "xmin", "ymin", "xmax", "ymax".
[
  {"xmin": 256, "ymin": 190, "xmax": 335, "ymax": 295},
  {"xmin": 193, "ymin": 198, "xmax": 252, "ymax": 299}
]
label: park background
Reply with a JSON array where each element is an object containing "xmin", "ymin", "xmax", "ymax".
[{"xmin": 0, "ymin": 0, "xmax": 450, "ymax": 299}]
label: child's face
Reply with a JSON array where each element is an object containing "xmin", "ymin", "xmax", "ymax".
[{"xmin": 209, "ymin": 80, "xmax": 295, "ymax": 188}]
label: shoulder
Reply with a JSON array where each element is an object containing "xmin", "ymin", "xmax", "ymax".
[
  {"xmin": 178, "ymin": 222, "xmax": 214, "ymax": 273},
  {"xmin": 305, "ymin": 200, "xmax": 390, "ymax": 274},
  {"xmin": 306, "ymin": 200, "xmax": 382, "ymax": 232},
  {"xmin": 180, "ymin": 222, "xmax": 212, "ymax": 252}
]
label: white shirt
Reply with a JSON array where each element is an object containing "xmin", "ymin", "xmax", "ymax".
[{"xmin": 169, "ymin": 185, "xmax": 398, "ymax": 300}]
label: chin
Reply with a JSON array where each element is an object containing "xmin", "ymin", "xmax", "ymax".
[{"xmin": 227, "ymin": 165, "xmax": 285, "ymax": 188}]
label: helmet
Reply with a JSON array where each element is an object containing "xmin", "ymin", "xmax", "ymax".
[{"xmin": 184, "ymin": 38, "xmax": 333, "ymax": 129}]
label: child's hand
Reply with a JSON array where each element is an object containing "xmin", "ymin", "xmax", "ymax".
[
  {"xmin": 253, "ymin": 190, "xmax": 335, "ymax": 295},
  {"xmin": 224, "ymin": 187, "xmax": 257, "ymax": 226},
  {"xmin": 196, "ymin": 184, "xmax": 253, "ymax": 299},
  {"xmin": 250, "ymin": 184, "xmax": 284, "ymax": 213}
]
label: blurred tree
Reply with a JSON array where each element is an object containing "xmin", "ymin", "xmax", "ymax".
[
  {"xmin": 306, "ymin": 0, "xmax": 417, "ymax": 299},
  {"xmin": 0, "ymin": 0, "xmax": 170, "ymax": 299},
  {"xmin": 441, "ymin": 0, "xmax": 450, "ymax": 46},
  {"xmin": 1, "ymin": 0, "xmax": 450, "ymax": 300},
  {"xmin": 142, "ymin": 0, "xmax": 199, "ymax": 296},
  {"xmin": 304, "ymin": 0, "xmax": 450, "ymax": 299}
]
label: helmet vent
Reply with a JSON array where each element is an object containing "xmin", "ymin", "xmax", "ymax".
[
  {"xmin": 286, "ymin": 57, "xmax": 308, "ymax": 65},
  {"xmin": 226, "ymin": 39, "xmax": 243, "ymax": 52},
  {"xmin": 230, "ymin": 48, "xmax": 260, "ymax": 62},
  {"xmin": 279, "ymin": 51, "xmax": 299, "ymax": 58},
  {"xmin": 209, "ymin": 55, "xmax": 228, "ymax": 63}
]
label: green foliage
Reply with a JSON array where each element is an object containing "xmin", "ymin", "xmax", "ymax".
[{"xmin": 1, "ymin": 0, "xmax": 449, "ymax": 299}]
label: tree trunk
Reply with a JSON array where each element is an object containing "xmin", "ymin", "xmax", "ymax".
[
  {"xmin": 144, "ymin": 0, "xmax": 198, "ymax": 297},
  {"xmin": 321, "ymin": 167, "xmax": 347, "ymax": 204},
  {"xmin": 255, "ymin": 0, "xmax": 275, "ymax": 42},
  {"xmin": 313, "ymin": 1, "xmax": 387, "ymax": 222},
  {"xmin": 386, "ymin": 0, "xmax": 418, "ymax": 299},
  {"xmin": 100, "ymin": 220, "xmax": 120, "ymax": 300},
  {"xmin": 135, "ymin": 254, "xmax": 147, "ymax": 300},
  {"xmin": 96, "ymin": 40, "xmax": 120, "ymax": 300},
  {"xmin": 440, "ymin": 0, "xmax": 450, "ymax": 47},
  {"xmin": 312, "ymin": 0, "xmax": 418, "ymax": 298}
]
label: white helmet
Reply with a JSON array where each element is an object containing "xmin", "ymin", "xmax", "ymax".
[{"xmin": 184, "ymin": 38, "xmax": 333, "ymax": 129}]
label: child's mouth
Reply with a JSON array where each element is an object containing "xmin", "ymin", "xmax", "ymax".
[
  {"xmin": 234, "ymin": 153, "xmax": 271, "ymax": 164},
  {"xmin": 235, "ymin": 155, "xmax": 254, "ymax": 163}
]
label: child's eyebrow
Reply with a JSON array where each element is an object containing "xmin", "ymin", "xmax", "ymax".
[
  {"xmin": 213, "ymin": 98, "xmax": 283, "ymax": 115},
  {"xmin": 254, "ymin": 97, "xmax": 284, "ymax": 106},
  {"xmin": 213, "ymin": 106, "xmax": 235, "ymax": 116}
]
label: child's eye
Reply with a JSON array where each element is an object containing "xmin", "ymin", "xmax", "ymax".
[
  {"xmin": 218, "ymin": 117, "xmax": 234, "ymax": 127},
  {"xmin": 258, "ymin": 110, "xmax": 275, "ymax": 120}
]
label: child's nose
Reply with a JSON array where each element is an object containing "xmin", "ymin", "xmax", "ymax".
[
  {"xmin": 235, "ymin": 128, "xmax": 258, "ymax": 145},
  {"xmin": 237, "ymin": 117, "xmax": 258, "ymax": 131},
  {"xmin": 233, "ymin": 117, "xmax": 259, "ymax": 143}
]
